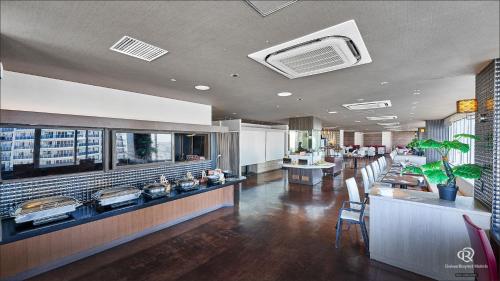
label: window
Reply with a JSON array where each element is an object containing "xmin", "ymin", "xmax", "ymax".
[
  {"xmin": 448, "ymin": 115, "xmax": 475, "ymax": 165},
  {"xmin": 115, "ymin": 132, "xmax": 172, "ymax": 166},
  {"xmin": 0, "ymin": 126, "xmax": 104, "ymax": 180},
  {"xmin": 174, "ymin": 133, "xmax": 209, "ymax": 161}
]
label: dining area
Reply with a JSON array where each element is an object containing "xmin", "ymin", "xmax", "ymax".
[{"xmin": 334, "ymin": 144, "xmax": 497, "ymax": 280}]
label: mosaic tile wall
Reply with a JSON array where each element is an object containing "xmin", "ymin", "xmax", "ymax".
[
  {"xmin": 474, "ymin": 60, "xmax": 497, "ymax": 210},
  {"xmin": 490, "ymin": 59, "xmax": 500, "ymax": 234},
  {"xmin": 0, "ymin": 160, "xmax": 213, "ymax": 217}
]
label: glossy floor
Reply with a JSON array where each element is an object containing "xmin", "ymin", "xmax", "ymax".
[{"xmin": 30, "ymin": 162, "xmax": 430, "ymax": 281}]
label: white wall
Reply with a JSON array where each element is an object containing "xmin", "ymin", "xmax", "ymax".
[
  {"xmin": 382, "ymin": 131, "xmax": 392, "ymax": 152},
  {"xmin": 339, "ymin": 130, "xmax": 344, "ymax": 146},
  {"xmin": 354, "ymin": 132, "xmax": 364, "ymax": 146},
  {"xmin": 1, "ymin": 71, "xmax": 212, "ymax": 125}
]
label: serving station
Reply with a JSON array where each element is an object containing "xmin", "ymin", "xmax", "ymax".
[{"xmin": 0, "ymin": 177, "xmax": 245, "ymax": 280}]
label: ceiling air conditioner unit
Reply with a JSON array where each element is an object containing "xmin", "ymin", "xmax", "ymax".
[
  {"xmin": 248, "ymin": 20, "xmax": 371, "ymax": 79},
  {"xmin": 343, "ymin": 100, "xmax": 392, "ymax": 111}
]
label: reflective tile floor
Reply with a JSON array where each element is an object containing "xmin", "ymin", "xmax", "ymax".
[{"xmin": 31, "ymin": 163, "xmax": 430, "ymax": 281}]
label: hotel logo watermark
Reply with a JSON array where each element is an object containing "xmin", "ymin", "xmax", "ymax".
[{"xmin": 457, "ymin": 247, "xmax": 474, "ymax": 263}]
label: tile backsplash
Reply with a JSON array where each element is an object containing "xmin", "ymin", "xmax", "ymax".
[{"xmin": 0, "ymin": 160, "xmax": 213, "ymax": 217}]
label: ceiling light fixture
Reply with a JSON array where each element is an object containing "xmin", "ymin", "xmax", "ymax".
[
  {"xmin": 170, "ymin": 78, "xmax": 176, "ymax": 82},
  {"xmin": 357, "ymin": 98, "xmax": 365, "ymax": 102},
  {"xmin": 328, "ymin": 111, "xmax": 337, "ymax": 114},
  {"xmin": 355, "ymin": 120, "xmax": 361, "ymax": 123},
  {"xmin": 230, "ymin": 73, "xmax": 240, "ymax": 78},
  {"xmin": 380, "ymin": 81, "xmax": 389, "ymax": 85},
  {"xmin": 366, "ymin": 115, "xmax": 398, "ymax": 121},
  {"xmin": 297, "ymin": 98, "xmax": 303, "ymax": 101},
  {"xmin": 277, "ymin": 92, "xmax": 292, "ymax": 97},
  {"xmin": 413, "ymin": 91, "xmax": 421, "ymax": 95},
  {"xmin": 195, "ymin": 85, "xmax": 210, "ymax": 91},
  {"xmin": 343, "ymin": 100, "xmax": 392, "ymax": 110},
  {"xmin": 377, "ymin": 122, "xmax": 400, "ymax": 126}
]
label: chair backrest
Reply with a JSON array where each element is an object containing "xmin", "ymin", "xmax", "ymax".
[
  {"xmin": 366, "ymin": 164, "xmax": 375, "ymax": 183},
  {"xmin": 371, "ymin": 162, "xmax": 380, "ymax": 179},
  {"xmin": 360, "ymin": 168, "xmax": 371, "ymax": 195},
  {"xmin": 367, "ymin": 147, "xmax": 376, "ymax": 156},
  {"xmin": 463, "ymin": 214, "xmax": 498, "ymax": 281},
  {"xmin": 377, "ymin": 157, "xmax": 385, "ymax": 171},
  {"xmin": 345, "ymin": 177, "xmax": 361, "ymax": 210}
]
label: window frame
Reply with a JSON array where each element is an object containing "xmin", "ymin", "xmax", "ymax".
[
  {"xmin": 111, "ymin": 129, "xmax": 175, "ymax": 170},
  {"xmin": 0, "ymin": 123, "xmax": 107, "ymax": 182}
]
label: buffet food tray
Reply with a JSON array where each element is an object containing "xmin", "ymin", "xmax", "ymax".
[
  {"xmin": 93, "ymin": 186, "xmax": 142, "ymax": 208},
  {"xmin": 11, "ymin": 196, "xmax": 81, "ymax": 225}
]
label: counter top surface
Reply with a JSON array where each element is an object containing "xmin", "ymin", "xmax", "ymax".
[
  {"xmin": 369, "ymin": 186, "xmax": 491, "ymax": 215},
  {"xmin": 1, "ymin": 177, "xmax": 246, "ymax": 244},
  {"xmin": 282, "ymin": 163, "xmax": 335, "ymax": 169}
]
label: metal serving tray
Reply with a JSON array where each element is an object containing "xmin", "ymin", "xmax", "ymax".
[
  {"xmin": 93, "ymin": 186, "xmax": 142, "ymax": 207},
  {"xmin": 11, "ymin": 196, "xmax": 81, "ymax": 225}
]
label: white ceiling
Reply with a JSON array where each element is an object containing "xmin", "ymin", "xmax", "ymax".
[{"xmin": 1, "ymin": 1, "xmax": 499, "ymax": 131}]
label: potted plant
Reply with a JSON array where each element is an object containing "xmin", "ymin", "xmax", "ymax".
[
  {"xmin": 403, "ymin": 134, "xmax": 482, "ymax": 201},
  {"xmin": 407, "ymin": 138, "xmax": 424, "ymax": 156}
]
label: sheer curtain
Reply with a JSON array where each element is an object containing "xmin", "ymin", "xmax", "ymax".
[{"xmin": 215, "ymin": 132, "xmax": 239, "ymax": 176}]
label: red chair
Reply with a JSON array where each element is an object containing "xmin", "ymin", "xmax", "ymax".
[{"xmin": 463, "ymin": 214, "xmax": 498, "ymax": 281}]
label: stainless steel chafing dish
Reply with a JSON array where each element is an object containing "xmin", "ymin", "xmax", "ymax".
[
  {"xmin": 175, "ymin": 179, "xmax": 199, "ymax": 192},
  {"xmin": 11, "ymin": 196, "xmax": 81, "ymax": 225},
  {"xmin": 92, "ymin": 186, "xmax": 142, "ymax": 208},
  {"xmin": 143, "ymin": 183, "xmax": 169, "ymax": 199}
]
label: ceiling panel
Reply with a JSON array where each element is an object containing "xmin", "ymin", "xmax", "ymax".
[{"xmin": 0, "ymin": 1, "xmax": 498, "ymax": 131}]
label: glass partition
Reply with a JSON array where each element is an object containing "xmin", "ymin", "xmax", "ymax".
[
  {"xmin": 115, "ymin": 132, "xmax": 172, "ymax": 166},
  {"xmin": 289, "ymin": 130, "xmax": 321, "ymax": 153}
]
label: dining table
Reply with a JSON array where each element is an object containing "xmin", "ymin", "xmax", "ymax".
[
  {"xmin": 380, "ymin": 173, "xmax": 428, "ymax": 190},
  {"xmin": 343, "ymin": 154, "xmax": 365, "ymax": 169}
]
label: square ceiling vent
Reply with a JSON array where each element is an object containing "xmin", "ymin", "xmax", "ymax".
[
  {"xmin": 110, "ymin": 36, "xmax": 168, "ymax": 62},
  {"xmin": 245, "ymin": 0, "xmax": 298, "ymax": 17},
  {"xmin": 343, "ymin": 100, "xmax": 391, "ymax": 110},
  {"xmin": 248, "ymin": 20, "xmax": 371, "ymax": 79}
]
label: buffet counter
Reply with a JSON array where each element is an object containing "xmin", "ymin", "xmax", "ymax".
[
  {"xmin": 0, "ymin": 177, "xmax": 245, "ymax": 280},
  {"xmin": 369, "ymin": 187, "xmax": 491, "ymax": 280},
  {"xmin": 282, "ymin": 163, "xmax": 334, "ymax": 185}
]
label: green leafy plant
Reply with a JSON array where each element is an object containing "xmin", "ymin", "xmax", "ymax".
[{"xmin": 403, "ymin": 134, "xmax": 482, "ymax": 188}]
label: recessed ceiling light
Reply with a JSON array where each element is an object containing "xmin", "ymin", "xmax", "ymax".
[
  {"xmin": 355, "ymin": 120, "xmax": 361, "ymax": 123},
  {"xmin": 380, "ymin": 81, "xmax": 389, "ymax": 85},
  {"xmin": 232, "ymin": 112, "xmax": 237, "ymax": 115},
  {"xmin": 357, "ymin": 98, "xmax": 365, "ymax": 102},
  {"xmin": 328, "ymin": 111, "xmax": 337, "ymax": 114},
  {"xmin": 412, "ymin": 101, "xmax": 419, "ymax": 104},
  {"xmin": 170, "ymin": 78, "xmax": 176, "ymax": 82},
  {"xmin": 413, "ymin": 92, "xmax": 421, "ymax": 95},
  {"xmin": 195, "ymin": 85, "xmax": 210, "ymax": 91},
  {"xmin": 277, "ymin": 92, "xmax": 292, "ymax": 97},
  {"xmin": 343, "ymin": 100, "xmax": 392, "ymax": 110},
  {"xmin": 410, "ymin": 112, "xmax": 415, "ymax": 115}
]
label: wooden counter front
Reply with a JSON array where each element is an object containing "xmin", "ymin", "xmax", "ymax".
[{"xmin": 0, "ymin": 185, "xmax": 234, "ymax": 280}]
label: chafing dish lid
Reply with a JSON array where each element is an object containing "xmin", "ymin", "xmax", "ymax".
[
  {"xmin": 144, "ymin": 183, "xmax": 167, "ymax": 193},
  {"xmin": 93, "ymin": 186, "xmax": 141, "ymax": 200},
  {"xmin": 12, "ymin": 196, "xmax": 81, "ymax": 216}
]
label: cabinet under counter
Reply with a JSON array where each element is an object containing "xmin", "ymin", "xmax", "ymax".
[{"xmin": 0, "ymin": 179, "xmax": 244, "ymax": 281}]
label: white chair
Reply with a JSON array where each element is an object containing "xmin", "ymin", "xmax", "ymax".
[
  {"xmin": 367, "ymin": 147, "xmax": 376, "ymax": 158},
  {"xmin": 377, "ymin": 157, "xmax": 386, "ymax": 173},
  {"xmin": 371, "ymin": 162, "xmax": 381, "ymax": 181},
  {"xmin": 335, "ymin": 177, "xmax": 369, "ymax": 253},
  {"xmin": 366, "ymin": 164, "xmax": 375, "ymax": 184},
  {"xmin": 360, "ymin": 168, "xmax": 371, "ymax": 196}
]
